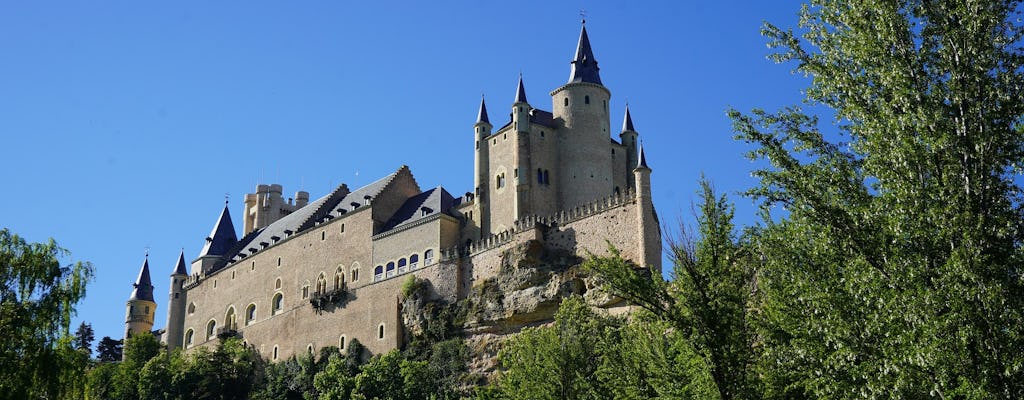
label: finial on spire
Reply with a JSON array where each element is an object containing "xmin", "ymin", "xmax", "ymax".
[
  {"xmin": 476, "ymin": 95, "xmax": 490, "ymax": 124},
  {"xmin": 514, "ymin": 74, "xmax": 528, "ymax": 104},
  {"xmin": 224, "ymin": 192, "xmax": 230, "ymax": 205},
  {"xmin": 580, "ymin": 9, "xmax": 587, "ymax": 25}
]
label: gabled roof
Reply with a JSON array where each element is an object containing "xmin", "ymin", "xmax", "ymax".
[
  {"xmin": 198, "ymin": 203, "xmax": 238, "ymax": 258},
  {"xmin": 476, "ymin": 96, "xmax": 490, "ymax": 124},
  {"xmin": 497, "ymin": 108, "xmax": 556, "ymax": 131},
  {"xmin": 380, "ymin": 186, "xmax": 459, "ymax": 232},
  {"xmin": 215, "ymin": 167, "xmax": 409, "ymax": 271},
  {"xmin": 172, "ymin": 250, "xmax": 188, "ymax": 276},
  {"xmin": 568, "ymin": 24, "xmax": 602, "ymax": 85},
  {"xmin": 129, "ymin": 257, "xmax": 154, "ymax": 302}
]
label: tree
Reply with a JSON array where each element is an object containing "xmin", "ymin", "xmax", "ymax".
[
  {"xmin": 74, "ymin": 322, "xmax": 95, "ymax": 357},
  {"xmin": 496, "ymin": 295, "xmax": 614, "ymax": 400},
  {"xmin": 586, "ymin": 179, "xmax": 758, "ymax": 399},
  {"xmin": 0, "ymin": 228, "xmax": 94, "ymax": 399},
  {"xmin": 729, "ymin": 0, "xmax": 1024, "ymax": 397},
  {"xmin": 96, "ymin": 336, "xmax": 123, "ymax": 363}
]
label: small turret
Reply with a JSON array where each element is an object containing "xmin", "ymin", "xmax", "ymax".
[
  {"xmin": 165, "ymin": 250, "xmax": 188, "ymax": 350},
  {"xmin": 125, "ymin": 256, "xmax": 157, "ymax": 346},
  {"xmin": 633, "ymin": 141, "xmax": 660, "ymax": 272},
  {"xmin": 513, "ymin": 75, "xmax": 531, "ymax": 134},
  {"xmin": 619, "ymin": 104, "xmax": 639, "ymax": 188},
  {"xmin": 473, "ymin": 96, "xmax": 493, "ymax": 238}
]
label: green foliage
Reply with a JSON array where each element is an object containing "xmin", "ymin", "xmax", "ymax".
[
  {"xmin": 400, "ymin": 275, "xmax": 420, "ymax": 299},
  {"xmin": 74, "ymin": 322, "xmax": 95, "ymax": 357},
  {"xmin": 0, "ymin": 228, "xmax": 93, "ymax": 400},
  {"xmin": 730, "ymin": 0, "xmax": 1024, "ymax": 397},
  {"xmin": 584, "ymin": 179, "xmax": 758, "ymax": 400},
  {"xmin": 497, "ymin": 295, "xmax": 615, "ymax": 400},
  {"xmin": 96, "ymin": 336, "xmax": 123, "ymax": 362}
]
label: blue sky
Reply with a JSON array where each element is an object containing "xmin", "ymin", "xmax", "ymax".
[{"xmin": 1, "ymin": 1, "xmax": 808, "ymax": 343}]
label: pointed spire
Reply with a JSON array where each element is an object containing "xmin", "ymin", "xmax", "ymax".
[
  {"xmin": 198, "ymin": 201, "xmax": 238, "ymax": 258},
  {"xmin": 636, "ymin": 140, "xmax": 650, "ymax": 170},
  {"xmin": 514, "ymin": 74, "xmax": 528, "ymax": 104},
  {"xmin": 129, "ymin": 256, "xmax": 154, "ymax": 302},
  {"xmin": 172, "ymin": 249, "xmax": 188, "ymax": 276},
  {"xmin": 476, "ymin": 95, "xmax": 490, "ymax": 124},
  {"xmin": 622, "ymin": 104, "xmax": 636, "ymax": 132},
  {"xmin": 568, "ymin": 23, "xmax": 602, "ymax": 85}
]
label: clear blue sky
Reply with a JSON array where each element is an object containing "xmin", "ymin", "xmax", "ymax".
[{"xmin": 1, "ymin": 1, "xmax": 808, "ymax": 343}]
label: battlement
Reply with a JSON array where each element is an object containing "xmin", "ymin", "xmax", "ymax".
[{"xmin": 441, "ymin": 188, "xmax": 636, "ymax": 261}]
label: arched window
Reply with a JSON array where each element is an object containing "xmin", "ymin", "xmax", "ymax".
[
  {"xmin": 307, "ymin": 344, "xmax": 314, "ymax": 355},
  {"xmin": 424, "ymin": 249, "xmax": 435, "ymax": 265},
  {"xmin": 585, "ymin": 95, "xmax": 590, "ymax": 104},
  {"xmin": 564, "ymin": 97, "xmax": 569, "ymax": 106},
  {"xmin": 374, "ymin": 265, "xmax": 383, "ymax": 282},
  {"xmin": 245, "ymin": 304, "xmax": 256, "ymax": 325},
  {"xmin": 272, "ymin": 293, "xmax": 283, "ymax": 315},
  {"xmin": 184, "ymin": 329, "xmax": 194, "ymax": 347},
  {"xmin": 339, "ymin": 335, "xmax": 347, "ymax": 350},
  {"xmin": 378, "ymin": 323, "xmax": 385, "ymax": 339},
  {"xmin": 316, "ymin": 273, "xmax": 327, "ymax": 295},
  {"xmin": 409, "ymin": 254, "xmax": 419, "ymax": 269},
  {"xmin": 273, "ymin": 345, "xmax": 279, "ymax": 360},
  {"xmin": 335, "ymin": 266, "xmax": 344, "ymax": 290},
  {"xmin": 188, "ymin": 302, "xmax": 196, "ymax": 314},
  {"xmin": 386, "ymin": 262, "xmax": 396, "ymax": 278},
  {"xmin": 275, "ymin": 278, "xmax": 282, "ymax": 290},
  {"xmin": 351, "ymin": 262, "xmax": 360, "ymax": 282},
  {"xmin": 302, "ymin": 281, "xmax": 310, "ymax": 299},
  {"xmin": 543, "ymin": 170, "xmax": 550, "ymax": 185},
  {"xmin": 225, "ymin": 307, "xmax": 236, "ymax": 330},
  {"xmin": 206, "ymin": 320, "xmax": 216, "ymax": 340},
  {"xmin": 537, "ymin": 168, "xmax": 543, "ymax": 184},
  {"xmin": 398, "ymin": 258, "xmax": 407, "ymax": 273}
]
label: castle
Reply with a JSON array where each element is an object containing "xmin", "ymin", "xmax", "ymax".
[{"xmin": 124, "ymin": 22, "xmax": 661, "ymax": 361}]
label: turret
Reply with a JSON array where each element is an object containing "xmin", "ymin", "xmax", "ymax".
[
  {"xmin": 512, "ymin": 76, "xmax": 534, "ymax": 218},
  {"xmin": 633, "ymin": 142, "xmax": 660, "ymax": 272},
  {"xmin": 619, "ymin": 104, "xmax": 639, "ymax": 188},
  {"xmin": 551, "ymin": 21, "xmax": 613, "ymax": 208},
  {"xmin": 165, "ymin": 250, "xmax": 188, "ymax": 350},
  {"xmin": 125, "ymin": 256, "xmax": 157, "ymax": 347},
  {"xmin": 512, "ymin": 75, "xmax": 531, "ymax": 133},
  {"xmin": 193, "ymin": 201, "xmax": 238, "ymax": 275},
  {"xmin": 473, "ymin": 96, "xmax": 493, "ymax": 238}
]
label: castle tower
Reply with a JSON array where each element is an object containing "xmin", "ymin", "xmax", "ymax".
[
  {"xmin": 619, "ymin": 104, "xmax": 639, "ymax": 189},
  {"xmin": 125, "ymin": 256, "xmax": 157, "ymax": 343},
  {"xmin": 165, "ymin": 250, "xmax": 188, "ymax": 350},
  {"xmin": 512, "ymin": 76, "xmax": 534, "ymax": 219},
  {"xmin": 551, "ymin": 21, "xmax": 614, "ymax": 208},
  {"xmin": 193, "ymin": 201, "xmax": 239, "ymax": 275},
  {"xmin": 473, "ymin": 96, "xmax": 493, "ymax": 238},
  {"xmin": 633, "ymin": 142, "xmax": 661, "ymax": 272},
  {"xmin": 243, "ymin": 185, "xmax": 309, "ymax": 235}
]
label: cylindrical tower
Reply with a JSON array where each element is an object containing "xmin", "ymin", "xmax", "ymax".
[
  {"xmin": 473, "ymin": 96, "xmax": 493, "ymax": 238},
  {"xmin": 125, "ymin": 257, "xmax": 157, "ymax": 345},
  {"xmin": 165, "ymin": 251, "xmax": 188, "ymax": 350},
  {"xmin": 619, "ymin": 104, "xmax": 639, "ymax": 189},
  {"xmin": 512, "ymin": 76, "xmax": 533, "ymax": 219}
]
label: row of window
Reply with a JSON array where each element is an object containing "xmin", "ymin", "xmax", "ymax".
[
  {"xmin": 184, "ymin": 323, "xmax": 388, "ymax": 357},
  {"xmin": 373, "ymin": 250, "xmax": 435, "ymax": 282}
]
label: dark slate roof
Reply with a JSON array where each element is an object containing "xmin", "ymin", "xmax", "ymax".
[
  {"xmin": 622, "ymin": 105, "xmax": 636, "ymax": 132},
  {"xmin": 129, "ymin": 257, "xmax": 154, "ymax": 302},
  {"xmin": 514, "ymin": 76, "xmax": 528, "ymax": 104},
  {"xmin": 497, "ymin": 108, "xmax": 556, "ymax": 131},
  {"xmin": 477, "ymin": 96, "xmax": 490, "ymax": 124},
  {"xmin": 568, "ymin": 24, "xmax": 602, "ymax": 85},
  {"xmin": 198, "ymin": 203, "xmax": 238, "ymax": 258},
  {"xmin": 215, "ymin": 168, "xmax": 409, "ymax": 271},
  {"xmin": 172, "ymin": 250, "xmax": 188, "ymax": 276},
  {"xmin": 637, "ymin": 141, "xmax": 650, "ymax": 169},
  {"xmin": 381, "ymin": 186, "xmax": 459, "ymax": 232}
]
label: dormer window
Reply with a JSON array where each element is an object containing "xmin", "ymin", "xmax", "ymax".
[
  {"xmin": 363, "ymin": 195, "xmax": 372, "ymax": 206},
  {"xmin": 351, "ymin": 202, "xmax": 360, "ymax": 210},
  {"xmin": 420, "ymin": 207, "xmax": 432, "ymax": 217}
]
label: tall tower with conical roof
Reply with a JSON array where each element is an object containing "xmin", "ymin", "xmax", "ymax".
[
  {"xmin": 472, "ymin": 96, "xmax": 493, "ymax": 238},
  {"xmin": 165, "ymin": 250, "xmax": 189, "ymax": 349},
  {"xmin": 193, "ymin": 201, "xmax": 238, "ymax": 275},
  {"xmin": 551, "ymin": 21, "xmax": 614, "ymax": 209},
  {"xmin": 620, "ymin": 104, "xmax": 640, "ymax": 189},
  {"xmin": 125, "ymin": 256, "xmax": 157, "ymax": 343}
]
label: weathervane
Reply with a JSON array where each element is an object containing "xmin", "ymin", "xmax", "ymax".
[
  {"xmin": 224, "ymin": 192, "xmax": 230, "ymax": 205},
  {"xmin": 580, "ymin": 9, "xmax": 587, "ymax": 24}
]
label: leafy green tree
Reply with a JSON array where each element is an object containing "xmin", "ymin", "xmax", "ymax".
[
  {"xmin": 496, "ymin": 295, "xmax": 614, "ymax": 400},
  {"xmin": 111, "ymin": 332, "xmax": 162, "ymax": 400},
  {"xmin": 86, "ymin": 362, "xmax": 119, "ymax": 400},
  {"xmin": 97, "ymin": 336, "xmax": 123, "ymax": 362},
  {"xmin": 586, "ymin": 180, "xmax": 758, "ymax": 400},
  {"xmin": 312, "ymin": 353, "xmax": 357, "ymax": 400},
  {"xmin": 730, "ymin": 0, "xmax": 1024, "ymax": 397},
  {"xmin": 0, "ymin": 228, "xmax": 93, "ymax": 399}
]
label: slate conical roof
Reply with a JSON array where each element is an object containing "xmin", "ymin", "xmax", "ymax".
[
  {"xmin": 198, "ymin": 202, "xmax": 238, "ymax": 258},
  {"xmin": 622, "ymin": 104, "xmax": 636, "ymax": 132},
  {"xmin": 636, "ymin": 141, "xmax": 650, "ymax": 169},
  {"xmin": 514, "ymin": 75, "xmax": 528, "ymax": 104},
  {"xmin": 476, "ymin": 96, "xmax": 490, "ymax": 124},
  {"xmin": 172, "ymin": 250, "xmax": 188, "ymax": 276},
  {"xmin": 568, "ymin": 24, "xmax": 602, "ymax": 85},
  {"xmin": 129, "ymin": 257, "xmax": 154, "ymax": 302}
]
